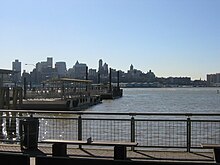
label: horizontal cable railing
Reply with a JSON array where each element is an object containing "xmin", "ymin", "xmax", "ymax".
[{"xmin": 0, "ymin": 110, "xmax": 220, "ymax": 151}]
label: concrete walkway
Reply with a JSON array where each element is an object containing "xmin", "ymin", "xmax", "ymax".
[{"xmin": 0, "ymin": 144, "xmax": 215, "ymax": 164}]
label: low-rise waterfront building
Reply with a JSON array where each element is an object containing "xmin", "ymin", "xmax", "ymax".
[{"xmin": 0, "ymin": 69, "xmax": 15, "ymax": 87}]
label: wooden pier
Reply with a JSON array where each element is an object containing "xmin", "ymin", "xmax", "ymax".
[
  {"xmin": 0, "ymin": 78, "xmax": 102, "ymax": 111},
  {"xmin": 19, "ymin": 78, "xmax": 102, "ymax": 111}
]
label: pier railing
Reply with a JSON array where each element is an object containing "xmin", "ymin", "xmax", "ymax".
[{"xmin": 0, "ymin": 110, "xmax": 220, "ymax": 152}]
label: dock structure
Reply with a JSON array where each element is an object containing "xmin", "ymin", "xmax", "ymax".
[
  {"xmin": 0, "ymin": 76, "xmax": 122, "ymax": 111},
  {"xmin": 0, "ymin": 67, "xmax": 123, "ymax": 111},
  {"xmin": 0, "ymin": 69, "xmax": 16, "ymax": 87},
  {"xmin": 18, "ymin": 77, "xmax": 101, "ymax": 111},
  {"xmin": 91, "ymin": 69, "xmax": 123, "ymax": 100},
  {"xmin": 91, "ymin": 84, "xmax": 123, "ymax": 100}
]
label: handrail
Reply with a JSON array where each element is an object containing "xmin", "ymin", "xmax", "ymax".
[
  {"xmin": 0, "ymin": 109, "xmax": 220, "ymax": 152},
  {"xmin": 1, "ymin": 109, "xmax": 220, "ymax": 116}
]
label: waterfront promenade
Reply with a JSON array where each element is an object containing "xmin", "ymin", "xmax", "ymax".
[{"xmin": 0, "ymin": 143, "xmax": 215, "ymax": 164}]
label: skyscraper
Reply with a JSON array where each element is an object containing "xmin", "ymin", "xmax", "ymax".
[
  {"xmin": 47, "ymin": 57, "xmax": 53, "ymax": 68},
  {"xmin": 98, "ymin": 59, "xmax": 103, "ymax": 73},
  {"xmin": 69, "ymin": 61, "xmax": 88, "ymax": 79},
  {"xmin": 55, "ymin": 62, "xmax": 67, "ymax": 77},
  {"xmin": 12, "ymin": 59, "xmax": 21, "ymax": 83}
]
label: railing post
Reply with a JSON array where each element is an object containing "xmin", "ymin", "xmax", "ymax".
[
  {"xmin": 187, "ymin": 117, "xmax": 191, "ymax": 152},
  {"xmin": 131, "ymin": 116, "xmax": 135, "ymax": 151},
  {"xmin": 78, "ymin": 115, "xmax": 82, "ymax": 149}
]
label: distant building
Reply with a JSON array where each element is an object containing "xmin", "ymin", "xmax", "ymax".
[
  {"xmin": 98, "ymin": 59, "xmax": 108, "ymax": 76},
  {"xmin": 68, "ymin": 61, "xmax": 87, "ymax": 79},
  {"xmin": 55, "ymin": 62, "xmax": 67, "ymax": 77},
  {"xmin": 98, "ymin": 59, "xmax": 103, "ymax": 73},
  {"xmin": 29, "ymin": 57, "xmax": 58, "ymax": 85},
  {"xmin": 41, "ymin": 67, "xmax": 58, "ymax": 82},
  {"xmin": 36, "ymin": 57, "xmax": 53, "ymax": 72},
  {"xmin": 12, "ymin": 59, "xmax": 21, "ymax": 83},
  {"xmin": 47, "ymin": 57, "xmax": 53, "ymax": 68},
  {"xmin": 88, "ymin": 68, "xmax": 98, "ymax": 83},
  {"xmin": 22, "ymin": 70, "xmax": 31, "ymax": 86},
  {"xmin": 97, "ymin": 59, "xmax": 109, "ymax": 83},
  {"xmin": 130, "ymin": 64, "xmax": 134, "ymax": 71},
  {"xmin": 127, "ymin": 64, "xmax": 143, "ymax": 82},
  {"xmin": 103, "ymin": 63, "xmax": 108, "ymax": 76},
  {"xmin": 207, "ymin": 73, "xmax": 220, "ymax": 86},
  {"xmin": 166, "ymin": 77, "xmax": 191, "ymax": 86},
  {"xmin": 146, "ymin": 70, "xmax": 156, "ymax": 82}
]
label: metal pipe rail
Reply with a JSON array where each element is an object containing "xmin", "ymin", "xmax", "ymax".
[
  {"xmin": 1, "ymin": 109, "xmax": 220, "ymax": 116},
  {"xmin": 0, "ymin": 110, "xmax": 220, "ymax": 152}
]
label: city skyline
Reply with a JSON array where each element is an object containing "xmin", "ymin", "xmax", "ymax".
[
  {"xmin": 0, "ymin": 0, "xmax": 219, "ymax": 80},
  {"xmin": 7, "ymin": 58, "xmax": 202, "ymax": 80}
]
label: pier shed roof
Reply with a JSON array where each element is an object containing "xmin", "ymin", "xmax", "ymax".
[{"xmin": 46, "ymin": 78, "xmax": 92, "ymax": 84}]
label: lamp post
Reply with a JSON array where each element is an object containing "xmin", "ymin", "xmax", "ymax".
[{"xmin": 25, "ymin": 63, "xmax": 36, "ymax": 68}]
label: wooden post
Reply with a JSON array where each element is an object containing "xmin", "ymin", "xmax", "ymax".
[
  {"xmin": 0, "ymin": 88, "xmax": 3, "ymax": 136},
  {"xmin": 109, "ymin": 68, "xmax": 112, "ymax": 92},
  {"xmin": 18, "ymin": 87, "xmax": 23, "ymax": 105},
  {"xmin": 86, "ymin": 66, "xmax": 88, "ymax": 92},
  {"xmin": 13, "ymin": 87, "xmax": 19, "ymax": 109},
  {"xmin": 23, "ymin": 77, "xmax": 27, "ymax": 99},
  {"xmin": 0, "ymin": 111, "xmax": 3, "ymax": 137},
  {"xmin": 0, "ymin": 88, "xmax": 4, "ymax": 108},
  {"xmin": 98, "ymin": 72, "xmax": 100, "ymax": 84},
  {"xmin": 5, "ymin": 87, "xmax": 10, "ymax": 109},
  {"xmin": 117, "ymin": 71, "xmax": 120, "ymax": 90}
]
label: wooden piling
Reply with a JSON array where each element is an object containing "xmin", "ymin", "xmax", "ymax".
[{"xmin": 109, "ymin": 68, "xmax": 112, "ymax": 92}]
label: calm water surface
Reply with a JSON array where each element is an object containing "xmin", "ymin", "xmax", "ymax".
[
  {"xmin": 87, "ymin": 88, "xmax": 220, "ymax": 113},
  {"xmin": 38, "ymin": 88, "xmax": 220, "ymax": 147}
]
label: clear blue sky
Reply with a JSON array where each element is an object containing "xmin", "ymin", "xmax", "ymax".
[{"xmin": 0, "ymin": 0, "xmax": 219, "ymax": 80}]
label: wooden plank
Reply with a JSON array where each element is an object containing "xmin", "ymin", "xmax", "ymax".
[
  {"xmin": 92, "ymin": 141, "xmax": 138, "ymax": 146},
  {"xmin": 42, "ymin": 139, "xmax": 138, "ymax": 146},
  {"xmin": 42, "ymin": 139, "xmax": 88, "ymax": 144},
  {"xmin": 201, "ymin": 144, "xmax": 220, "ymax": 148}
]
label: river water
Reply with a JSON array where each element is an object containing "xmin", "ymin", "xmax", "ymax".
[
  {"xmin": 87, "ymin": 87, "xmax": 220, "ymax": 113},
  {"xmin": 3, "ymin": 87, "xmax": 220, "ymax": 149}
]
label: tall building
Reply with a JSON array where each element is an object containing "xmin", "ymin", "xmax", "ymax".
[
  {"xmin": 88, "ymin": 68, "xmax": 97, "ymax": 83},
  {"xmin": 12, "ymin": 59, "xmax": 21, "ymax": 83},
  {"xmin": 68, "ymin": 61, "xmax": 87, "ymax": 79},
  {"xmin": 47, "ymin": 57, "xmax": 53, "ymax": 68},
  {"xmin": 103, "ymin": 63, "xmax": 108, "ymax": 76},
  {"xmin": 98, "ymin": 59, "xmax": 108, "ymax": 75},
  {"xmin": 36, "ymin": 57, "xmax": 53, "ymax": 72},
  {"xmin": 31, "ymin": 57, "xmax": 57, "ymax": 85},
  {"xmin": 130, "ymin": 64, "xmax": 134, "ymax": 71},
  {"xmin": 98, "ymin": 59, "xmax": 103, "ymax": 73},
  {"xmin": 55, "ymin": 62, "xmax": 67, "ymax": 77}
]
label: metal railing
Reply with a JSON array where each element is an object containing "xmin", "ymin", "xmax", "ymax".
[{"xmin": 0, "ymin": 110, "xmax": 220, "ymax": 152}]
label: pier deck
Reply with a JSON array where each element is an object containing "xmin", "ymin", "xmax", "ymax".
[{"xmin": 0, "ymin": 144, "xmax": 214, "ymax": 163}]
